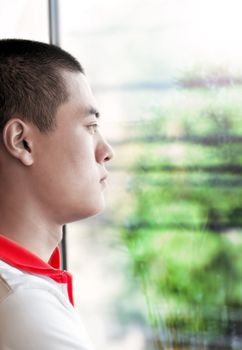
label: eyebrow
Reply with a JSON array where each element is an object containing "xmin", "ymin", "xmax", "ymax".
[{"xmin": 85, "ymin": 106, "xmax": 100, "ymax": 119}]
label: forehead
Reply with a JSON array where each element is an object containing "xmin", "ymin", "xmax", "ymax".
[{"xmin": 62, "ymin": 70, "xmax": 98, "ymax": 115}]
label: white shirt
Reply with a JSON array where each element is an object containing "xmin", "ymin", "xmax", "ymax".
[{"xmin": 0, "ymin": 235, "xmax": 94, "ymax": 350}]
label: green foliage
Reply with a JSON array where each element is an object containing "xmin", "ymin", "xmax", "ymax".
[{"xmin": 122, "ymin": 84, "xmax": 242, "ymax": 345}]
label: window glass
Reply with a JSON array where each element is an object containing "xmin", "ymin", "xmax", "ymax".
[
  {"xmin": 0, "ymin": 0, "xmax": 48, "ymax": 42},
  {"xmin": 61, "ymin": 1, "xmax": 242, "ymax": 349}
]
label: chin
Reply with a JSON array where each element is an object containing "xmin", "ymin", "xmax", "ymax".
[
  {"xmin": 66, "ymin": 197, "xmax": 106, "ymax": 223},
  {"xmin": 83, "ymin": 202, "xmax": 106, "ymax": 219}
]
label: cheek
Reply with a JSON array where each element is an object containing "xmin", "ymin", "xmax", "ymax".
[
  {"xmin": 60, "ymin": 138, "xmax": 98, "ymax": 183},
  {"xmin": 33, "ymin": 129, "xmax": 99, "ymax": 195}
]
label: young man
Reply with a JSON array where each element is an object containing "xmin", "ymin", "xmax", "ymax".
[{"xmin": 0, "ymin": 39, "xmax": 114, "ymax": 349}]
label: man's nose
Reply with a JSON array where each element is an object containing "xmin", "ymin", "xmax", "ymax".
[
  {"xmin": 103, "ymin": 140, "xmax": 114, "ymax": 163},
  {"xmin": 96, "ymin": 137, "xmax": 114, "ymax": 163}
]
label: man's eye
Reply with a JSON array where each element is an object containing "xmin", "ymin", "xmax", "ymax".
[{"xmin": 87, "ymin": 124, "xmax": 99, "ymax": 135}]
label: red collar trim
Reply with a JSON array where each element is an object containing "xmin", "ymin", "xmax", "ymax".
[{"xmin": 0, "ymin": 234, "xmax": 74, "ymax": 305}]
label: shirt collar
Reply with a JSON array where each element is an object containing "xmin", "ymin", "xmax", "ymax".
[{"xmin": 0, "ymin": 234, "xmax": 74, "ymax": 305}]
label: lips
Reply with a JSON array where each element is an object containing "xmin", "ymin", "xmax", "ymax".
[
  {"xmin": 99, "ymin": 172, "xmax": 108, "ymax": 190},
  {"xmin": 100, "ymin": 177, "xmax": 107, "ymax": 187},
  {"xmin": 100, "ymin": 172, "xmax": 108, "ymax": 183},
  {"xmin": 100, "ymin": 176, "xmax": 107, "ymax": 181}
]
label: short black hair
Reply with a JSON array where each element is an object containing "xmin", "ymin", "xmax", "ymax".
[{"xmin": 0, "ymin": 39, "xmax": 84, "ymax": 132}]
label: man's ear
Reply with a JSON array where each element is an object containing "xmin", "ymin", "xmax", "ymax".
[{"xmin": 2, "ymin": 118, "xmax": 34, "ymax": 166}]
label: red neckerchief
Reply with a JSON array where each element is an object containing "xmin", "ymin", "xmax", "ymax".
[{"xmin": 0, "ymin": 234, "xmax": 74, "ymax": 305}]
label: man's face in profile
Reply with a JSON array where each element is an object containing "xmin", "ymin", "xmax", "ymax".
[{"xmin": 30, "ymin": 71, "xmax": 114, "ymax": 224}]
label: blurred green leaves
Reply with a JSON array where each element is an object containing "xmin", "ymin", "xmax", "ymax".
[{"xmin": 121, "ymin": 81, "xmax": 242, "ymax": 346}]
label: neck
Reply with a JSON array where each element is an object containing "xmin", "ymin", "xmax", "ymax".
[
  {"xmin": 0, "ymin": 223, "xmax": 63, "ymax": 263},
  {"xmin": 0, "ymin": 193, "xmax": 63, "ymax": 263},
  {"xmin": 0, "ymin": 158, "xmax": 65, "ymax": 262}
]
